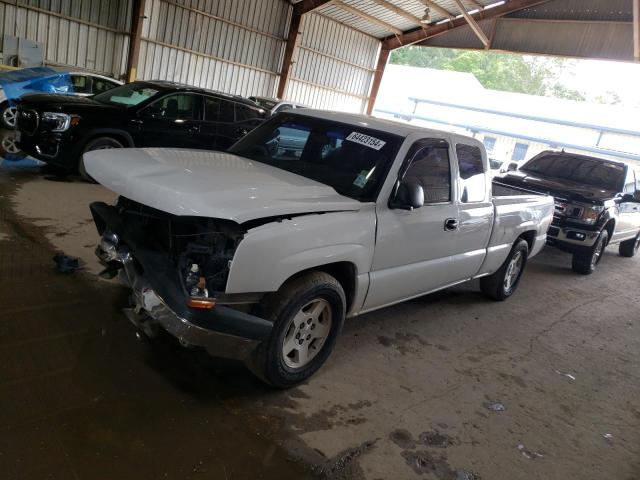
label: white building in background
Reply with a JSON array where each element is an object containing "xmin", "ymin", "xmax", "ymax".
[{"xmin": 373, "ymin": 65, "xmax": 640, "ymax": 166}]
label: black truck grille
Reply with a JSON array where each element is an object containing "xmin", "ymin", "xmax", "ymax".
[{"xmin": 17, "ymin": 109, "xmax": 39, "ymax": 135}]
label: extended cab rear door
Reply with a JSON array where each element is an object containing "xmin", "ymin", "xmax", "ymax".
[{"xmin": 450, "ymin": 138, "xmax": 494, "ymax": 279}]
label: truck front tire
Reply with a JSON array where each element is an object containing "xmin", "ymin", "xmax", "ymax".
[
  {"xmin": 250, "ymin": 272, "xmax": 345, "ymax": 388},
  {"xmin": 619, "ymin": 233, "xmax": 640, "ymax": 258},
  {"xmin": 480, "ymin": 239, "xmax": 529, "ymax": 301},
  {"xmin": 572, "ymin": 230, "xmax": 608, "ymax": 274}
]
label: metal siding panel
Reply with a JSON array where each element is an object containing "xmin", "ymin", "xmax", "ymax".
[
  {"xmin": 134, "ymin": 0, "xmax": 288, "ymax": 97},
  {"xmin": 288, "ymin": 13, "xmax": 380, "ymax": 113}
]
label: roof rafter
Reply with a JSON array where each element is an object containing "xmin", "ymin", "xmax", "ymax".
[
  {"xmin": 451, "ymin": 0, "xmax": 490, "ymax": 48},
  {"xmin": 381, "ymin": 0, "xmax": 554, "ymax": 49},
  {"xmin": 331, "ymin": 0, "xmax": 403, "ymax": 35},
  {"xmin": 416, "ymin": 0, "xmax": 455, "ymax": 20},
  {"xmin": 370, "ymin": 0, "xmax": 422, "ymax": 25}
]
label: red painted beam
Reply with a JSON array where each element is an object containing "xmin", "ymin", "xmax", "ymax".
[{"xmin": 381, "ymin": 0, "xmax": 553, "ymax": 50}]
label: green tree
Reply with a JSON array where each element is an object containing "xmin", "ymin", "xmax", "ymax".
[{"xmin": 389, "ymin": 47, "xmax": 587, "ymax": 102}]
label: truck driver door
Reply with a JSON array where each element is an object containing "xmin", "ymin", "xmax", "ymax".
[{"xmin": 364, "ymin": 138, "xmax": 462, "ymax": 311}]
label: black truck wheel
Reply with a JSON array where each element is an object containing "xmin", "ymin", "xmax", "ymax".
[
  {"xmin": 480, "ymin": 239, "xmax": 529, "ymax": 301},
  {"xmin": 79, "ymin": 136, "xmax": 124, "ymax": 182},
  {"xmin": 572, "ymin": 229, "xmax": 608, "ymax": 274},
  {"xmin": 250, "ymin": 271, "xmax": 345, "ymax": 388},
  {"xmin": 619, "ymin": 233, "xmax": 640, "ymax": 258}
]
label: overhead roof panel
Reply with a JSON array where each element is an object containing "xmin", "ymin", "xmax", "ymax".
[
  {"xmin": 506, "ymin": 0, "xmax": 633, "ymax": 22},
  {"xmin": 317, "ymin": 4, "xmax": 392, "ymax": 37}
]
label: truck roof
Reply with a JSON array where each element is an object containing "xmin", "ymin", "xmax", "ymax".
[{"xmin": 291, "ymin": 109, "xmax": 479, "ymax": 142}]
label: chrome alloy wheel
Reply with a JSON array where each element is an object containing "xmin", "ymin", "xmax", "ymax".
[
  {"xmin": 2, "ymin": 106, "xmax": 17, "ymax": 127},
  {"xmin": 504, "ymin": 251, "xmax": 524, "ymax": 293},
  {"xmin": 592, "ymin": 238, "xmax": 605, "ymax": 267},
  {"xmin": 282, "ymin": 298, "xmax": 332, "ymax": 369}
]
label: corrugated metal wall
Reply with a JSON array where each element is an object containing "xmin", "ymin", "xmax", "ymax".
[
  {"xmin": 0, "ymin": 0, "xmax": 132, "ymax": 77},
  {"xmin": 136, "ymin": 0, "xmax": 290, "ymax": 98},
  {"xmin": 285, "ymin": 12, "xmax": 380, "ymax": 113},
  {"xmin": 0, "ymin": 1, "xmax": 382, "ymax": 112}
]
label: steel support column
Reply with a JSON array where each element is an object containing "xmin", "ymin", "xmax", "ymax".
[
  {"xmin": 634, "ymin": 0, "xmax": 640, "ymax": 61},
  {"xmin": 125, "ymin": 0, "xmax": 146, "ymax": 82},
  {"xmin": 277, "ymin": 11, "xmax": 302, "ymax": 99},
  {"xmin": 366, "ymin": 48, "xmax": 390, "ymax": 115}
]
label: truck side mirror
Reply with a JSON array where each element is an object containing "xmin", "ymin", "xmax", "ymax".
[
  {"xmin": 622, "ymin": 192, "xmax": 640, "ymax": 203},
  {"xmin": 507, "ymin": 162, "xmax": 518, "ymax": 172},
  {"xmin": 391, "ymin": 182, "xmax": 424, "ymax": 211}
]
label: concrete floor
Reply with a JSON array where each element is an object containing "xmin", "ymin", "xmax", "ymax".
[{"xmin": 1, "ymin": 158, "xmax": 639, "ymax": 480}]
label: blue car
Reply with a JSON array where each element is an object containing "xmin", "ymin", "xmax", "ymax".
[{"xmin": 0, "ymin": 67, "xmax": 121, "ymax": 129}]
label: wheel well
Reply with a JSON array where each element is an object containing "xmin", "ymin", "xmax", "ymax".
[
  {"xmin": 82, "ymin": 132, "xmax": 132, "ymax": 151},
  {"xmin": 518, "ymin": 230, "xmax": 536, "ymax": 251},
  {"xmin": 603, "ymin": 219, "xmax": 615, "ymax": 243},
  {"xmin": 285, "ymin": 262, "xmax": 357, "ymax": 312}
]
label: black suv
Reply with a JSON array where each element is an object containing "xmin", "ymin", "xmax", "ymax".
[{"xmin": 16, "ymin": 81, "xmax": 265, "ymax": 179}]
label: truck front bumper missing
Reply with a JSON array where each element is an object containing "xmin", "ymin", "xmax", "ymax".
[{"xmin": 90, "ymin": 202, "xmax": 273, "ymax": 362}]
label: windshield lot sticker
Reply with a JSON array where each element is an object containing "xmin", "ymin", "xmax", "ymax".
[{"xmin": 346, "ymin": 132, "xmax": 386, "ymax": 150}]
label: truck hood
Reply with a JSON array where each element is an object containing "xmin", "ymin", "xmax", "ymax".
[
  {"xmin": 19, "ymin": 93, "xmax": 122, "ymax": 112},
  {"xmin": 84, "ymin": 148, "xmax": 362, "ymax": 223},
  {"xmin": 498, "ymin": 171, "xmax": 617, "ymax": 203}
]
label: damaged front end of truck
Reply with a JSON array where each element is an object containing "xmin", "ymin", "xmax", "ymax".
[{"xmin": 90, "ymin": 196, "xmax": 273, "ymax": 361}]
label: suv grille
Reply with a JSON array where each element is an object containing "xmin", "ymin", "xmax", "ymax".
[{"xmin": 17, "ymin": 109, "xmax": 39, "ymax": 135}]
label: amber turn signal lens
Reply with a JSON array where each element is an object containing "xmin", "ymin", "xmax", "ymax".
[{"xmin": 187, "ymin": 298, "xmax": 216, "ymax": 310}]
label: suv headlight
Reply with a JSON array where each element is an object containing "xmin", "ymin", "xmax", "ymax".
[{"xmin": 42, "ymin": 112, "xmax": 73, "ymax": 132}]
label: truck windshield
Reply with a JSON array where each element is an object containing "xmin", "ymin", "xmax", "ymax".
[
  {"xmin": 93, "ymin": 83, "xmax": 160, "ymax": 107},
  {"xmin": 520, "ymin": 154, "xmax": 625, "ymax": 191},
  {"xmin": 229, "ymin": 114, "xmax": 403, "ymax": 202}
]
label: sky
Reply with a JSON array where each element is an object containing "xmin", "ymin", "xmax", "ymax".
[{"xmin": 559, "ymin": 58, "xmax": 640, "ymax": 108}]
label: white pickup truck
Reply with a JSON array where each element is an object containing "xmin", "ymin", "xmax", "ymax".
[{"xmin": 87, "ymin": 110, "xmax": 553, "ymax": 387}]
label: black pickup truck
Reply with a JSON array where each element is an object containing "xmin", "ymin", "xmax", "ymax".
[{"xmin": 497, "ymin": 151, "xmax": 640, "ymax": 274}]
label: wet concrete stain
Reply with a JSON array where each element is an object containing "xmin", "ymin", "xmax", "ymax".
[
  {"xmin": 313, "ymin": 439, "xmax": 379, "ymax": 480},
  {"xmin": 401, "ymin": 450, "xmax": 456, "ymax": 478},
  {"xmin": 377, "ymin": 332, "xmax": 431, "ymax": 355},
  {"xmin": 389, "ymin": 429, "xmax": 417, "ymax": 449}
]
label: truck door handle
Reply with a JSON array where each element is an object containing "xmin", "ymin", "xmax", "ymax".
[{"xmin": 444, "ymin": 218, "xmax": 458, "ymax": 231}]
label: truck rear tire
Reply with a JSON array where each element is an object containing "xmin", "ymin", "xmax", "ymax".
[
  {"xmin": 572, "ymin": 230, "xmax": 608, "ymax": 275},
  {"xmin": 249, "ymin": 271, "xmax": 345, "ymax": 388},
  {"xmin": 480, "ymin": 239, "xmax": 529, "ymax": 301},
  {"xmin": 79, "ymin": 136, "xmax": 124, "ymax": 182},
  {"xmin": 619, "ymin": 233, "xmax": 640, "ymax": 258}
]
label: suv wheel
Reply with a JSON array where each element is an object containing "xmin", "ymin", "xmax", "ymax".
[
  {"xmin": 249, "ymin": 272, "xmax": 345, "ymax": 388},
  {"xmin": 619, "ymin": 233, "xmax": 640, "ymax": 258},
  {"xmin": 572, "ymin": 229, "xmax": 608, "ymax": 274},
  {"xmin": 480, "ymin": 239, "xmax": 529, "ymax": 301},
  {"xmin": 1, "ymin": 102, "xmax": 17, "ymax": 129},
  {"xmin": 79, "ymin": 136, "xmax": 124, "ymax": 182}
]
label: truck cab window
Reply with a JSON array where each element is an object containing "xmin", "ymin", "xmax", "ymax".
[
  {"xmin": 456, "ymin": 144, "xmax": 486, "ymax": 203},
  {"xmin": 403, "ymin": 140, "xmax": 451, "ymax": 204}
]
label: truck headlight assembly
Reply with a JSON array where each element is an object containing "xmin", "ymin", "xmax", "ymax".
[
  {"xmin": 578, "ymin": 205, "xmax": 604, "ymax": 224},
  {"xmin": 42, "ymin": 112, "xmax": 78, "ymax": 131}
]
